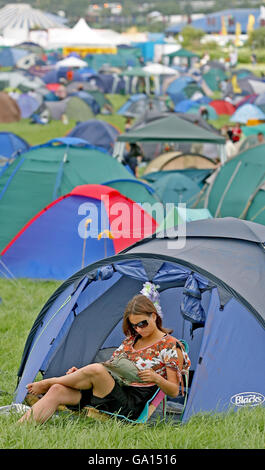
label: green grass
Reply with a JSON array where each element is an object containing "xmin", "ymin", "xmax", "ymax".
[{"xmin": 0, "ymin": 278, "xmax": 264, "ymax": 449}]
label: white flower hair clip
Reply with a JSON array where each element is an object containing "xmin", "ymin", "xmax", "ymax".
[{"xmin": 140, "ymin": 281, "xmax": 163, "ymax": 318}]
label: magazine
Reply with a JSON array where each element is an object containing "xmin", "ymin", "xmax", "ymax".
[{"xmin": 102, "ymin": 354, "xmax": 144, "ymax": 385}]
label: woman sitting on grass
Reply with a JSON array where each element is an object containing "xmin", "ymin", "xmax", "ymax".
[{"xmin": 19, "ymin": 283, "xmax": 191, "ymax": 424}]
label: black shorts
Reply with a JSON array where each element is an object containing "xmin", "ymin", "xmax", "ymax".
[{"xmin": 70, "ymin": 381, "xmax": 158, "ymax": 420}]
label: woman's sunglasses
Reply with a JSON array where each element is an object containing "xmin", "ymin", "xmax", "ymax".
[{"xmin": 130, "ymin": 319, "xmax": 149, "ymax": 330}]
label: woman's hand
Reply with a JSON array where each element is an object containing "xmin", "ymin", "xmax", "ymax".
[
  {"xmin": 138, "ymin": 368, "xmax": 160, "ymax": 384},
  {"xmin": 66, "ymin": 366, "xmax": 78, "ymax": 375}
]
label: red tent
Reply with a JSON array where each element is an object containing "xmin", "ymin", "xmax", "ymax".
[
  {"xmin": 1, "ymin": 185, "xmax": 157, "ymax": 280},
  {"xmin": 209, "ymin": 100, "xmax": 236, "ymax": 115}
]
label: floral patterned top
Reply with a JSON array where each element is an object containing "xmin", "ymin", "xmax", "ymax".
[{"xmin": 111, "ymin": 334, "xmax": 191, "ymax": 387}]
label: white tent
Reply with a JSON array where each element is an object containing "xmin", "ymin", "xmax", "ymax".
[
  {"xmin": 143, "ymin": 63, "xmax": 179, "ymax": 75},
  {"xmin": 95, "ymin": 28, "xmax": 132, "ymax": 46},
  {"xmin": 48, "ymin": 18, "xmax": 114, "ymax": 48},
  {"xmin": 248, "ymin": 79, "xmax": 265, "ymax": 95},
  {"xmin": 55, "ymin": 56, "xmax": 88, "ymax": 69},
  {"xmin": 0, "ymin": 3, "xmax": 64, "ymax": 31},
  {"xmin": 143, "ymin": 63, "xmax": 179, "ymax": 95}
]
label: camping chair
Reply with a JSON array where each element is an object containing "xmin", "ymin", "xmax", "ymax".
[
  {"xmin": 85, "ymin": 387, "xmax": 167, "ymax": 424},
  {"xmin": 85, "ymin": 339, "xmax": 190, "ymax": 424}
]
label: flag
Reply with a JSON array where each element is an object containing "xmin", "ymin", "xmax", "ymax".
[
  {"xmin": 221, "ymin": 16, "xmax": 227, "ymax": 35},
  {"xmin": 247, "ymin": 14, "xmax": 255, "ymax": 36},
  {"xmin": 235, "ymin": 22, "xmax": 241, "ymax": 46}
]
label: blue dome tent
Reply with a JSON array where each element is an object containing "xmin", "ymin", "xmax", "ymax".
[
  {"xmin": 13, "ymin": 217, "xmax": 265, "ymax": 422},
  {"xmin": 67, "ymin": 119, "xmax": 120, "ymax": 153}
]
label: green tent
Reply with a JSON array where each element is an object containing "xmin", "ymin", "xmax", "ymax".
[
  {"xmin": 200, "ymin": 143, "xmax": 265, "ymax": 225},
  {"xmin": 202, "ymin": 68, "xmax": 227, "ymax": 92},
  {"xmin": 0, "ymin": 140, "xmax": 135, "ymax": 251},
  {"xmin": 165, "ymin": 48, "xmax": 199, "ymax": 67},
  {"xmin": 144, "ymin": 171, "xmax": 202, "ymax": 207},
  {"xmin": 117, "ymin": 114, "xmax": 225, "ymax": 144},
  {"xmin": 103, "ymin": 178, "xmax": 163, "ymax": 222},
  {"xmin": 242, "ymin": 123, "xmax": 265, "ymax": 137},
  {"xmin": 156, "ymin": 205, "xmax": 212, "ymax": 233}
]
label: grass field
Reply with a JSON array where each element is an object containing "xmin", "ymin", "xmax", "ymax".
[{"xmin": 0, "ymin": 93, "xmax": 264, "ymax": 450}]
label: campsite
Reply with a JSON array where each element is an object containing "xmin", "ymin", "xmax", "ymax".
[{"xmin": 0, "ymin": 2, "xmax": 264, "ymax": 452}]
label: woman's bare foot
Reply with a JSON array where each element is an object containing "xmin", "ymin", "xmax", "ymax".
[{"xmin": 26, "ymin": 379, "xmax": 51, "ymax": 396}]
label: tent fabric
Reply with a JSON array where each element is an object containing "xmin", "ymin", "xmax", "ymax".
[
  {"xmin": 230, "ymin": 104, "xmax": 265, "ymax": 124},
  {"xmin": 0, "ymin": 47, "xmax": 30, "ymax": 67},
  {"xmin": 68, "ymin": 91, "xmax": 100, "ymax": 115},
  {"xmin": 209, "ymin": 100, "xmax": 236, "ymax": 116},
  {"xmin": 117, "ymin": 115, "xmax": 225, "ymax": 144},
  {"xmin": 14, "ymin": 217, "xmax": 265, "ymax": 421},
  {"xmin": 67, "ymin": 120, "xmax": 120, "ymax": 153},
  {"xmin": 0, "ymin": 132, "xmax": 29, "ymax": 160},
  {"xmin": 0, "ymin": 184, "xmax": 157, "ymax": 280},
  {"xmin": 102, "ymin": 179, "xmax": 161, "ymax": 214},
  {"xmin": 0, "ymin": 139, "xmax": 135, "ymax": 251},
  {"xmin": 166, "ymin": 48, "xmax": 199, "ymax": 59},
  {"xmin": 0, "ymin": 71, "xmax": 45, "ymax": 92},
  {"xmin": 143, "ymin": 152, "xmax": 216, "ymax": 173},
  {"xmin": 242, "ymin": 123, "xmax": 265, "ymax": 136},
  {"xmin": 202, "ymin": 143, "xmax": 265, "ymax": 225},
  {"xmin": 145, "ymin": 171, "xmax": 201, "ymax": 206},
  {"xmin": 0, "ymin": 93, "xmax": 21, "ymax": 122},
  {"xmin": 45, "ymin": 96, "xmax": 95, "ymax": 121},
  {"xmin": 202, "ymin": 69, "xmax": 227, "ymax": 92},
  {"xmin": 16, "ymin": 93, "xmax": 40, "ymax": 118}
]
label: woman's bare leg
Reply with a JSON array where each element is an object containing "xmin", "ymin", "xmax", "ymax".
[
  {"xmin": 26, "ymin": 363, "xmax": 115, "ymax": 399},
  {"xmin": 18, "ymin": 384, "xmax": 81, "ymax": 424}
]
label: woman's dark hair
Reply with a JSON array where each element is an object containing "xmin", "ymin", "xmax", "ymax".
[{"xmin": 122, "ymin": 294, "xmax": 173, "ymax": 337}]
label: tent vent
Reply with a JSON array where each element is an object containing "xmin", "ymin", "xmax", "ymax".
[{"xmin": 198, "ymin": 357, "xmax": 203, "ymax": 364}]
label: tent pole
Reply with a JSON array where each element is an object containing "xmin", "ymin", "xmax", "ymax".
[
  {"xmin": 220, "ymin": 144, "xmax": 227, "ymax": 164},
  {"xmin": 214, "ymin": 161, "xmax": 242, "ymax": 217},
  {"xmin": 113, "ymin": 142, "xmax": 125, "ymax": 162}
]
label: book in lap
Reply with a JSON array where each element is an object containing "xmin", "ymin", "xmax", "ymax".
[{"xmin": 102, "ymin": 354, "xmax": 144, "ymax": 385}]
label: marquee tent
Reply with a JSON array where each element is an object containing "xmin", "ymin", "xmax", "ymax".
[{"xmin": 0, "ymin": 3, "xmax": 64, "ymax": 32}]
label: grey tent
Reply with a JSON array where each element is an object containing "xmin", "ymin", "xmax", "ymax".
[{"xmin": 15, "ymin": 217, "xmax": 265, "ymax": 422}]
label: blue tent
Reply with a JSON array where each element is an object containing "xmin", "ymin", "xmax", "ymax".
[
  {"xmin": 0, "ymin": 132, "xmax": 29, "ymax": 159},
  {"xmin": 117, "ymin": 94, "xmax": 147, "ymax": 115},
  {"xmin": 13, "ymin": 217, "xmax": 265, "ymax": 421},
  {"xmin": 67, "ymin": 119, "xmax": 120, "ymax": 153},
  {"xmin": 0, "ymin": 184, "xmax": 156, "ymax": 280},
  {"xmin": 166, "ymin": 76, "xmax": 194, "ymax": 96},
  {"xmin": 230, "ymin": 104, "xmax": 265, "ymax": 123},
  {"xmin": 0, "ymin": 47, "xmax": 29, "ymax": 67},
  {"xmin": 0, "ymin": 131, "xmax": 30, "ymax": 176},
  {"xmin": 174, "ymin": 99, "xmax": 197, "ymax": 113},
  {"xmin": 16, "ymin": 93, "xmax": 40, "ymax": 118}
]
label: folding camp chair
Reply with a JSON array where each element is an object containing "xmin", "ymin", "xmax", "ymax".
[{"xmin": 85, "ymin": 387, "xmax": 167, "ymax": 424}]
